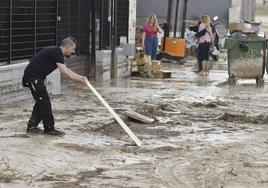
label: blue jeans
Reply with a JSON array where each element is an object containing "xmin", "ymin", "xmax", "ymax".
[{"xmin": 145, "ymin": 36, "xmax": 158, "ymax": 60}]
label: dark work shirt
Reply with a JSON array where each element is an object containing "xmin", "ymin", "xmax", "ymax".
[{"xmin": 24, "ymin": 46, "xmax": 64, "ymax": 80}]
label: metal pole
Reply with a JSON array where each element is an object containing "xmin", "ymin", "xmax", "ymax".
[
  {"xmin": 180, "ymin": 0, "xmax": 188, "ymax": 39},
  {"xmin": 162, "ymin": 0, "xmax": 173, "ymax": 51},
  {"xmin": 91, "ymin": 0, "xmax": 96, "ymax": 80},
  {"xmin": 114, "ymin": 0, "xmax": 118, "ymax": 47},
  {"xmin": 108, "ymin": 0, "xmax": 112, "ymax": 48},
  {"xmin": 111, "ymin": 0, "xmax": 117, "ymax": 79},
  {"xmin": 173, "ymin": 0, "xmax": 179, "ymax": 38},
  {"xmin": 111, "ymin": 0, "xmax": 114, "ymax": 78},
  {"xmin": 99, "ymin": 0, "xmax": 104, "ymax": 50},
  {"xmin": 167, "ymin": 0, "xmax": 173, "ymax": 24},
  {"xmin": 56, "ymin": 0, "xmax": 59, "ymax": 45},
  {"xmin": 114, "ymin": 0, "xmax": 118, "ymax": 78},
  {"xmin": 67, "ymin": 0, "xmax": 70, "ymax": 36},
  {"xmin": 9, "ymin": 0, "xmax": 12, "ymax": 64},
  {"xmin": 34, "ymin": 0, "xmax": 37, "ymax": 55},
  {"xmin": 78, "ymin": 0, "xmax": 81, "ymax": 55}
]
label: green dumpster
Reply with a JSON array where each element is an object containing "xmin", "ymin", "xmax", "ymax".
[
  {"xmin": 224, "ymin": 36, "xmax": 266, "ymax": 85},
  {"xmin": 266, "ymin": 44, "xmax": 268, "ymax": 74}
]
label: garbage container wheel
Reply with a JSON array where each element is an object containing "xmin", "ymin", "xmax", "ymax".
[
  {"xmin": 212, "ymin": 54, "xmax": 219, "ymax": 61},
  {"xmin": 228, "ymin": 77, "xmax": 237, "ymax": 85},
  {"xmin": 256, "ymin": 77, "xmax": 264, "ymax": 86}
]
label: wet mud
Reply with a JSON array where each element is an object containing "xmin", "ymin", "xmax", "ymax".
[{"xmin": 0, "ymin": 58, "xmax": 268, "ymax": 188}]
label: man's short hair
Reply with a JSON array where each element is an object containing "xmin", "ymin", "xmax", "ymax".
[{"xmin": 60, "ymin": 37, "xmax": 78, "ymax": 47}]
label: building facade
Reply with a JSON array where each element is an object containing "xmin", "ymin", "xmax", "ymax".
[{"xmin": 0, "ymin": 0, "xmax": 135, "ymax": 104}]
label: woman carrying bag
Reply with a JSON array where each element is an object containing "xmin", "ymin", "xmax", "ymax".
[{"xmin": 197, "ymin": 15, "xmax": 214, "ymax": 75}]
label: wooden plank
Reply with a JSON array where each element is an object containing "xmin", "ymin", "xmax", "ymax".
[
  {"xmin": 86, "ymin": 81, "xmax": 142, "ymax": 147},
  {"xmin": 154, "ymin": 70, "xmax": 172, "ymax": 79},
  {"xmin": 124, "ymin": 110, "xmax": 155, "ymax": 124}
]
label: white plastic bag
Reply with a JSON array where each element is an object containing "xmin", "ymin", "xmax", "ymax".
[{"xmin": 212, "ymin": 47, "xmax": 220, "ymax": 56}]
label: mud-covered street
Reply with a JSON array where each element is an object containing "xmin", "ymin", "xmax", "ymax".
[{"xmin": 0, "ymin": 59, "xmax": 268, "ymax": 188}]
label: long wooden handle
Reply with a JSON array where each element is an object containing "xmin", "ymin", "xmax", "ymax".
[{"xmin": 86, "ymin": 81, "xmax": 142, "ymax": 147}]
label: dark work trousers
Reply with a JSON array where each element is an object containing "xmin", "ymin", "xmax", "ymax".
[{"xmin": 22, "ymin": 76, "xmax": 55, "ymax": 131}]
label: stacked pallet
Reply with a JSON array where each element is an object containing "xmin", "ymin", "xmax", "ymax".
[{"xmin": 131, "ymin": 54, "xmax": 171, "ymax": 78}]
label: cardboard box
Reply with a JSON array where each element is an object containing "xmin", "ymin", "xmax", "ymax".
[
  {"xmin": 137, "ymin": 56, "xmax": 145, "ymax": 66},
  {"xmin": 152, "ymin": 60, "xmax": 161, "ymax": 73},
  {"xmin": 229, "ymin": 22, "xmax": 260, "ymax": 33},
  {"xmin": 243, "ymin": 23, "xmax": 260, "ymax": 33},
  {"xmin": 137, "ymin": 65, "xmax": 145, "ymax": 73},
  {"xmin": 144, "ymin": 63, "xmax": 152, "ymax": 74},
  {"xmin": 143, "ymin": 55, "xmax": 152, "ymax": 74},
  {"xmin": 154, "ymin": 70, "xmax": 171, "ymax": 79},
  {"xmin": 229, "ymin": 23, "xmax": 244, "ymax": 32}
]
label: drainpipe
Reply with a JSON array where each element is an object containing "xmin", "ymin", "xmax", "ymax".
[{"xmin": 91, "ymin": 0, "xmax": 96, "ymax": 80}]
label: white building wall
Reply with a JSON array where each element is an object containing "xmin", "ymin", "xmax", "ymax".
[{"xmin": 128, "ymin": 0, "xmax": 137, "ymax": 44}]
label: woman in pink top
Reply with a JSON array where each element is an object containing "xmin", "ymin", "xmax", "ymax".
[
  {"xmin": 197, "ymin": 15, "xmax": 214, "ymax": 75},
  {"xmin": 142, "ymin": 14, "xmax": 162, "ymax": 60}
]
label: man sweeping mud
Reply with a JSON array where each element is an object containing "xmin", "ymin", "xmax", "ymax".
[{"xmin": 22, "ymin": 37, "xmax": 88, "ymax": 136}]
